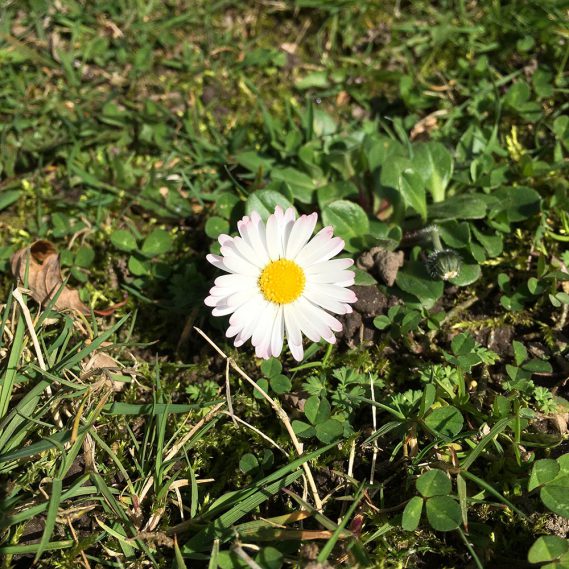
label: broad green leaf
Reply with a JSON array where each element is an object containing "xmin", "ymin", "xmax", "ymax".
[
  {"xmin": 246, "ymin": 190, "xmax": 294, "ymax": 221},
  {"xmin": 528, "ymin": 536, "xmax": 569, "ymax": 564},
  {"xmin": 416, "ymin": 469, "xmax": 451, "ymax": 498},
  {"xmin": 128, "ymin": 255, "xmax": 149, "ymax": 276},
  {"xmin": 269, "ymin": 374, "xmax": 292, "ymax": 394},
  {"xmin": 398, "ymin": 168, "xmax": 427, "ymax": 220},
  {"xmin": 271, "ymin": 167, "xmax": 318, "ymax": 204},
  {"xmin": 315, "ymin": 418, "xmax": 344, "ymax": 443},
  {"xmin": 305, "ymin": 396, "xmax": 331, "ymax": 425},
  {"xmin": 413, "ymin": 142, "xmax": 454, "ymax": 203},
  {"xmin": 0, "ymin": 190, "xmax": 20, "ymax": 211},
  {"xmin": 317, "ymin": 181, "xmax": 358, "ymax": 209},
  {"xmin": 261, "ymin": 358, "xmax": 282, "ymax": 378},
  {"xmin": 529, "ymin": 459, "xmax": 560, "ymax": 491},
  {"xmin": 75, "ymin": 246, "xmax": 95, "ymax": 268},
  {"xmin": 402, "ymin": 496, "xmax": 423, "ymax": 531},
  {"xmin": 321, "ymin": 200, "xmax": 369, "ymax": 249},
  {"xmin": 425, "ymin": 496, "xmax": 461, "ymax": 531},
  {"xmin": 489, "ymin": 186, "xmax": 541, "ymax": 222},
  {"xmin": 428, "ymin": 195, "xmax": 487, "ymax": 221},
  {"xmin": 448, "ymin": 263, "xmax": 481, "ymax": 287},
  {"xmin": 142, "ymin": 229, "xmax": 173, "ymax": 257},
  {"xmin": 292, "ymin": 420, "xmax": 316, "ymax": 438},
  {"xmin": 235, "ymin": 151, "xmax": 274, "ymax": 173},
  {"xmin": 540, "ymin": 475, "xmax": 569, "ymax": 518},
  {"xmin": 439, "ymin": 221, "xmax": 471, "ymax": 249},
  {"xmin": 424, "ymin": 406, "xmax": 464, "ymax": 438},
  {"xmin": 239, "ymin": 453, "xmax": 259, "ymax": 474},
  {"xmin": 205, "ymin": 216, "xmax": 230, "ymax": 239},
  {"xmin": 513, "ymin": 340, "xmax": 528, "ymax": 366},
  {"xmin": 395, "ymin": 261, "xmax": 444, "ymax": 306},
  {"xmin": 111, "ymin": 229, "xmax": 137, "ymax": 252}
]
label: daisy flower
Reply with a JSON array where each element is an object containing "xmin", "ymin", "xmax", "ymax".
[{"xmin": 204, "ymin": 206, "xmax": 357, "ymax": 361}]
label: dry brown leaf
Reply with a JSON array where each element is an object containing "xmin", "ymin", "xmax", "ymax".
[
  {"xmin": 82, "ymin": 351, "xmax": 127, "ymax": 392},
  {"xmin": 10, "ymin": 240, "xmax": 89, "ymax": 314}
]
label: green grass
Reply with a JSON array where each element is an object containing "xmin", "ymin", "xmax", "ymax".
[{"xmin": 1, "ymin": 0, "xmax": 569, "ymax": 567}]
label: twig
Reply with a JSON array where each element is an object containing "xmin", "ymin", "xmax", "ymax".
[
  {"xmin": 194, "ymin": 327, "xmax": 323, "ymax": 511},
  {"xmin": 222, "ymin": 411, "xmax": 287, "ymax": 456},
  {"xmin": 226, "ymin": 358, "xmax": 237, "ymax": 426}
]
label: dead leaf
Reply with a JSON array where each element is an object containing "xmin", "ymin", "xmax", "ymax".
[
  {"xmin": 82, "ymin": 351, "xmax": 127, "ymax": 392},
  {"xmin": 10, "ymin": 240, "xmax": 89, "ymax": 314}
]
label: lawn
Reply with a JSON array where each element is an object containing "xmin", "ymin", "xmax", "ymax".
[{"xmin": 1, "ymin": 1, "xmax": 569, "ymax": 567}]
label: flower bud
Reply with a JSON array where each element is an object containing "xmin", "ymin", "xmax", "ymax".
[{"xmin": 426, "ymin": 249, "xmax": 462, "ymax": 281}]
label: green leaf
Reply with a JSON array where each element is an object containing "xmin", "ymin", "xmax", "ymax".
[
  {"xmin": 398, "ymin": 168, "xmax": 427, "ymax": 220},
  {"xmin": 395, "ymin": 261, "xmax": 444, "ymax": 306},
  {"xmin": 246, "ymin": 190, "xmax": 294, "ymax": 222},
  {"xmin": 292, "ymin": 420, "xmax": 316, "ymax": 438},
  {"xmin": 239, "ymin": 453, "xmax": 260, "ymax": 474},
  {"xmin": 540, "ymin": 475, "xmax": 569, "ymax": 518},
  {"xmin": 269, "ymin": 374, "xmax": 292, "ymax": 394},
  {"xmin": 75, "ymin": 246, "xmax": 95, "ymax": 268},
  {"xmin": 416, "ymin": 469, "xmax": 452, "ymax": 498},
  {"xmin": 413, "ymin": 142, "xmax": 454, "ymax": 203},
  {"xmin": 425, "ymin": 496, "xmax": 461, "ymax": 531},
  {"xmin": 402, "ymin": 496, "xmax": 424, "ymax": 531},
  {"xmin": 271, "ymin": 167, "xmax": 319, "ymax": 204},
  {"xmin": 419, "ymin": 384, "xmax": 437, "ymax": 418},
  {"xmin": 205, "ymin": 216, "xmax": 230, "ymax": 239},
  {"xmin": 424, "ymin": 406, "xmax": 464, "ymax": 438},
  {"xmin": 528, "ymin": 536, "xmax": 569, "ymax": 564},
  {"xmin": 234, "ymin": 151, "xmax": 274, "ymax": 173},
  {"xmin": 428, "ymin": 195, "xmax": 487, "ymax": 221},
  {"xmin": 448, "ymin": 263, "xmax": 481, "ymax": 287},
  {"xmin": 489, "ymin": 186, "xmax": 541, "ymax": 222},
  {"xmin": 315, "ymin": 418, "xmax": 344, "ymax": 443},
  {"xmin": 317, "ymin": 181, "xmax": 358, "ymax": 210},
  {"xmin": 304, "ymin": 396, "xmax": 331, "ymax": 425},
  {"xmin": 321, "ymin": 200, "xmax": 369, "ymax": 250},
  {"xmin": 513, "ymin": 340, "xmax": 528, "ymax": 366},
  {"xmin": 0, "ymin": 190, "xmax": 21, "ymax": 211},
  {"xmin": 141, "ymin": 229, "xmax": 173, "ymax": 257},
  {"xmin": 261, "ymin": 359, "xmax": 282, "ymax": 378},
  {"xmin": 373, "ymin": 315, "xmax": 391, "ymax": 330},
  {"xmin": 128, "ymin": 255, "xmax": 149, "ymax": 276},
  {"xmin": 111, "ymin": 229, "xmax": 138, "ymax": 252},
  {"xmin": 255, "ymin": 547, "xmax": 284, "ymax": 569},
  {"xmin": 254, "ymin": 378, "xmax": 270, "ymax": 400},
  {"xmin": 451, "ymin": 333, "xmax": 475, "ymax": 356},
  {"xmin": 529, "ymin": 459, "xmax": 560, "ymax": 492}
]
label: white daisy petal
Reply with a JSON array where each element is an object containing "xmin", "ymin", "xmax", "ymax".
[
  {"xmin": 298, "ymin": 236, "xmax": 345, "ymax": 266},
  {"xmin": 220, "ymin": 250, "xmax": 260, "ymax": 276},
  {"xmin": 302, "ymin": 288, "xmax": 353, "ymax": 315},
  {"xmin": 304, "ymin": 258, "xmax": 354, "ymax": 274},
  {"xmin": 306, "ymin": 269, "xmax": 355, "ymax": 285},
  {"xmin": 214, "ymin": 273, "xmax": 256, "ymax": 289},
  {"xmin": 270, "ymin": 307, "xmax": 284, "ymax": 357},
  {"xmin": 296, "ymin": 297, "xmax": 338, "ymax": 343},
  {"xmin": 287, "ymin": 301, "xmax": 323, "ymax": 343},
  {"xmin": 285, "ymin": 212, "xmax": 318, "ymax": 259},
  {"xmin": 206, "ymin": 254, "xmax": 230, "ymax": 272},
  {"xmin": 283, "ymin": 306, "xmax": 304, "ymax": 361},
  {"xmin": 265, "ymin": 208, "xmax": 284, "ymax": 260},
  {"xmin": 238, "ymin": 216, "xmax": 270, "ymax": 265},
  {"xmin": 306, "ymin": 282, "xmax": 357, "ymax": 304}
]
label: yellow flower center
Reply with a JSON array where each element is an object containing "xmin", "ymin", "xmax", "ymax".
[{"xmin": 258, "ymin": 259, "xmax": 306, "ymax": 304}]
